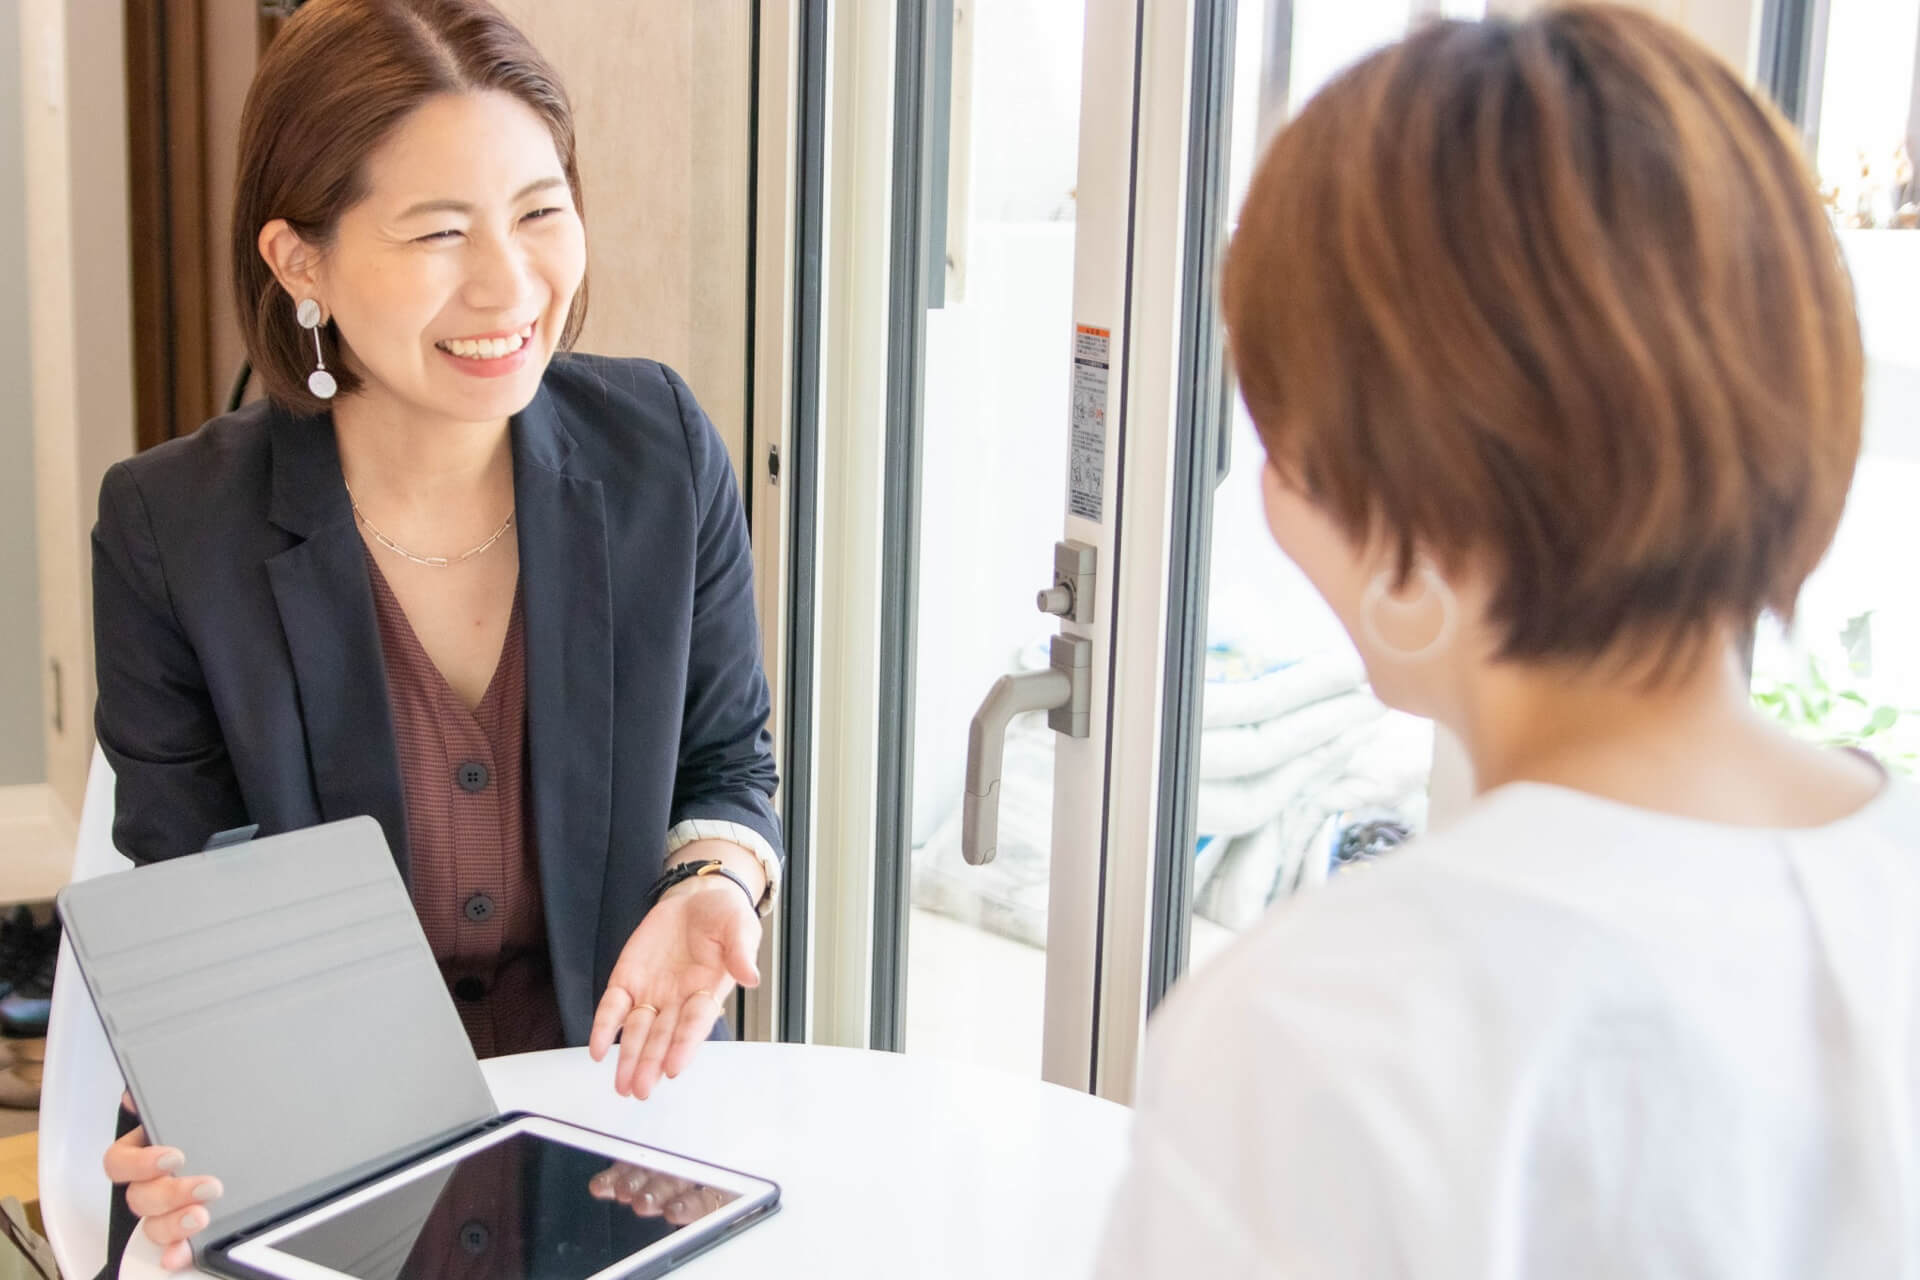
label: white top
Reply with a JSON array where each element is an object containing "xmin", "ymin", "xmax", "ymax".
[
  {"xmin": 1097, "ymin": 779, "xmax": 1920, "ymax": 1279},
  {"xmin": 121, "ymin": 1042, "xmax": 1129, "ymax": 1280}
]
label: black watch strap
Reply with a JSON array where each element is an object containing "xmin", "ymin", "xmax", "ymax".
[{"xmin": 645, "ymin": 859, "xmax": 759, "ymax": 915}]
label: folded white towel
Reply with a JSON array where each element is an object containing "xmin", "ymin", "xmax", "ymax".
[
  {"xmin": 1199, "ymin": 691, "xmax": 1385, "ymax": 780},
  {"xmin": 1196, "ymin": 720, "xmax": 1380, "ymax": 838},
  {"xmin": 1201, "ymin": 646, "xmax": 1367, "ymax": 729}
]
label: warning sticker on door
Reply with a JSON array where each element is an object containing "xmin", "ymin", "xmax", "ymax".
[{"xmin": 1069, "ymin": 324, "xmax": 1110, "ymax": 522}]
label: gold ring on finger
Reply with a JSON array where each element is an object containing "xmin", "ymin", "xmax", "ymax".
[
  {"xmin": 634, "ymin": 1003, "xmax": 659, "ymax": 1017},
  {"xmin": 690, "ymin": 989, "xmax": 715, "ymax": 1005}
]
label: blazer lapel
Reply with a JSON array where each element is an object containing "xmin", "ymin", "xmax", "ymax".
[
  {"xmin": 264, "ymin": 409, "xmax": 410, "ymax": 877},
  {"xmin": 512, "ymin": 387, "xmax": 614, "ymax": 1032}
]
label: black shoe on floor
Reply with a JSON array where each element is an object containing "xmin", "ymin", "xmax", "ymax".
[
  {"xmin": 0, "ymin": 923, "xmax": 57, "ymax": 1038},
  {"xmin": 0, "ymin": 905, "xmax": 40, "ymax": 1002}
]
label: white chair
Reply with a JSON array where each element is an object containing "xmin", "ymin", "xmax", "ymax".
[{"xmin": 41, "ymin": 745, "xmax": 129, "ymax": 1280}]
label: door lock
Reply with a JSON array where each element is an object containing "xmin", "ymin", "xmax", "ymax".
[{"xmin": 1035, "ymin": 539, "xmax": 1096, "ymax": 624}]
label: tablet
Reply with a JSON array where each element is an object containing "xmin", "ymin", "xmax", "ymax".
[{"xmin": 216, "ymin": 1113, "xmax": 779, "ymax": 1280}]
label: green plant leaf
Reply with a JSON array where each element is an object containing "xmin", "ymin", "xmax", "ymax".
[{"xmin": 1841, "ymin": 611, "xmax": 1874, "ymax": 675}]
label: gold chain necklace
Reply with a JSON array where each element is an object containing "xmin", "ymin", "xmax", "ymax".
[{"xmin": 345, "ymin": 483, "xmax": 516, "ymax": 569}]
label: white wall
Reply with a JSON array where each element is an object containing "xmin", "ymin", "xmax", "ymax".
[
  {"xmin": 22, "ymin": 0, "xmax": 137, "ymax": 820},
  {"xmin": 0, "ymin": 0, "xmax": 43, "ymax": 787}
]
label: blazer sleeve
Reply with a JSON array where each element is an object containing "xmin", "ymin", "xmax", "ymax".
[
  {"xmin": 92, "ymin": 460, "xmax": 249, "ymax": 863},
  {"xmin": 661, "ymin": 366, "xmax": 784, "ymax": 861}
]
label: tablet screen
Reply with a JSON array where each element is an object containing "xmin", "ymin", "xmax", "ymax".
[{"xmin": 271, "ymin": 1131, "xmax": 742, "ymax": 1280}]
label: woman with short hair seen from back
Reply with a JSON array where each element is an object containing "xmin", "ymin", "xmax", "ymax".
[{"xmin": 1099, "ymin": 6, "xmax": 1917, "ymax": 1276}]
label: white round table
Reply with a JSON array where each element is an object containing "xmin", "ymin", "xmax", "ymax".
[{"xmin": 122, "ymin": 1042, "xmax": 1132, "ymax": 1279}]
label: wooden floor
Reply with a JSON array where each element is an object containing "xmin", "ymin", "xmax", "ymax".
[
  {"xmin": 0, "ymin": 1130, "xmax": 38, "ymax": 1233},
  {"xmin": 0, "ymin": 1035, "xmax": 42, "ymax": 1138}
]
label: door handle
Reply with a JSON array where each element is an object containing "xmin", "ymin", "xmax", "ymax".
[
  {"xmin": 962, "ymin": 541, "xmax": 1097, "ymax": 865},
  {"xmin": 962, "ymin": 633, "xmax": 1092, "ymax": 866}
]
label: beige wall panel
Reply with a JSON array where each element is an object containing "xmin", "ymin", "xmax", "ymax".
[
  {"xmin": 494, "ymin": 2, "xmax": 752, "ymax": 477},
  {"xmin": 514, "ymin": 3, "xmax": 695, "ymax": 375},
  {"xmin": 203, "ymin": 1, "xmax": 258, "ymax": 408},
  {"xmin": 689, "ymin": 2, "xmax": 753, "ymax": 461}
]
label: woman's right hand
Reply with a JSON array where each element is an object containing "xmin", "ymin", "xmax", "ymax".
[{"xmin": 103, "ymin": 1093, "xmax": 224, "ymax": 1272}]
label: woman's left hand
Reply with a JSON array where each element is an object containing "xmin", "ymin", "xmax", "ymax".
[{"xmin": 589, "ymin": 871, "xmax": 761, "ymax": 1100}]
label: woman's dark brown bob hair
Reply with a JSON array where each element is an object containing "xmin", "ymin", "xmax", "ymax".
[
  {"xmin": 232, "ymin": 0, "xmax": 588, "ymax": 414},
  {"xmin": 1223, "ymin": 4, "xmax": 1863, "ymax": 665}
]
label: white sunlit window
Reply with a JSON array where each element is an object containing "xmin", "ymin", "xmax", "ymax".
[{"xmin": 1752, "ymin": 0, "xmax": 1920, "ymax": 773}]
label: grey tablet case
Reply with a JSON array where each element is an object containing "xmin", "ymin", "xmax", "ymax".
[{"xmin": 54, "ymin": 816, "xmax": 498, "ymax": 1264}]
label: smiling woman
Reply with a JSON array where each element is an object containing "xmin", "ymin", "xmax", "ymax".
[
  {"xmin": 259, "ymin": 90, "xmax": 586, "ymax": 435},
  {"xmin": 88, "ymin": 1, "xmax": 782, "ymax": 1275}
]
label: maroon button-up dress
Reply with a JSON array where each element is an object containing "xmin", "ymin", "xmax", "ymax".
[{"xmin": 367, "ymin": 553, "xmax": 567, "ymax": 1058}]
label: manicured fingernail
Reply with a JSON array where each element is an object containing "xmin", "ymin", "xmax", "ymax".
[
  {"xmin": 193, "ymin": 1180, "xmax": 223, "ymax": 1202},
  {"xmin": 184, "ymin": 1209, "xmax": 208, "ymax": 1232},
  {"xmin": 156, "ymin": 1151, "xmax": 185, "ymax": 1173}
]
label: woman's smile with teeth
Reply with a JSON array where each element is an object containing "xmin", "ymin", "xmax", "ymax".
[{"xmin": 438, "ymin": 323, "xmax": 534, "ymax": 360}]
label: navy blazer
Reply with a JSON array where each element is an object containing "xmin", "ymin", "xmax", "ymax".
[{"xmin": 91, "ymin": 353, "xmax": 782, "ymax": 1045}]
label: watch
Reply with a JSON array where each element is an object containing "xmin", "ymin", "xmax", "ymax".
[
  {"xmin": 645, "ymin": 859, "xmax": 759, "ymax": 916},
  {"xmin": 664, "ymin": 820, "xmax": 782, "ymax": 916}
]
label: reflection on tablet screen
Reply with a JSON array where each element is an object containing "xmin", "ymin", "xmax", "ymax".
[{"xmin": 275, "ymin": 1133, "xmax": 740, "ymax": 1280}]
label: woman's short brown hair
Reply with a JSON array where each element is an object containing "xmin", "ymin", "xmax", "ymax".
[
  {"xmin": 232, "ymin": 0, "xmax": 588, "ymax": 413},
  {"xmin": 1222, "ymin": 4, "xmax": 1863, "ymax": 664}
]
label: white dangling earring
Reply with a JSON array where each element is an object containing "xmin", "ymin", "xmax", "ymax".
[
  {"xmin": 1359, "ymin": 560, "xmax": 1458, "ymax": 663},
  {"xmin": 296, "ymin": 298, "xmax": 337, "ymax": 400}
]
